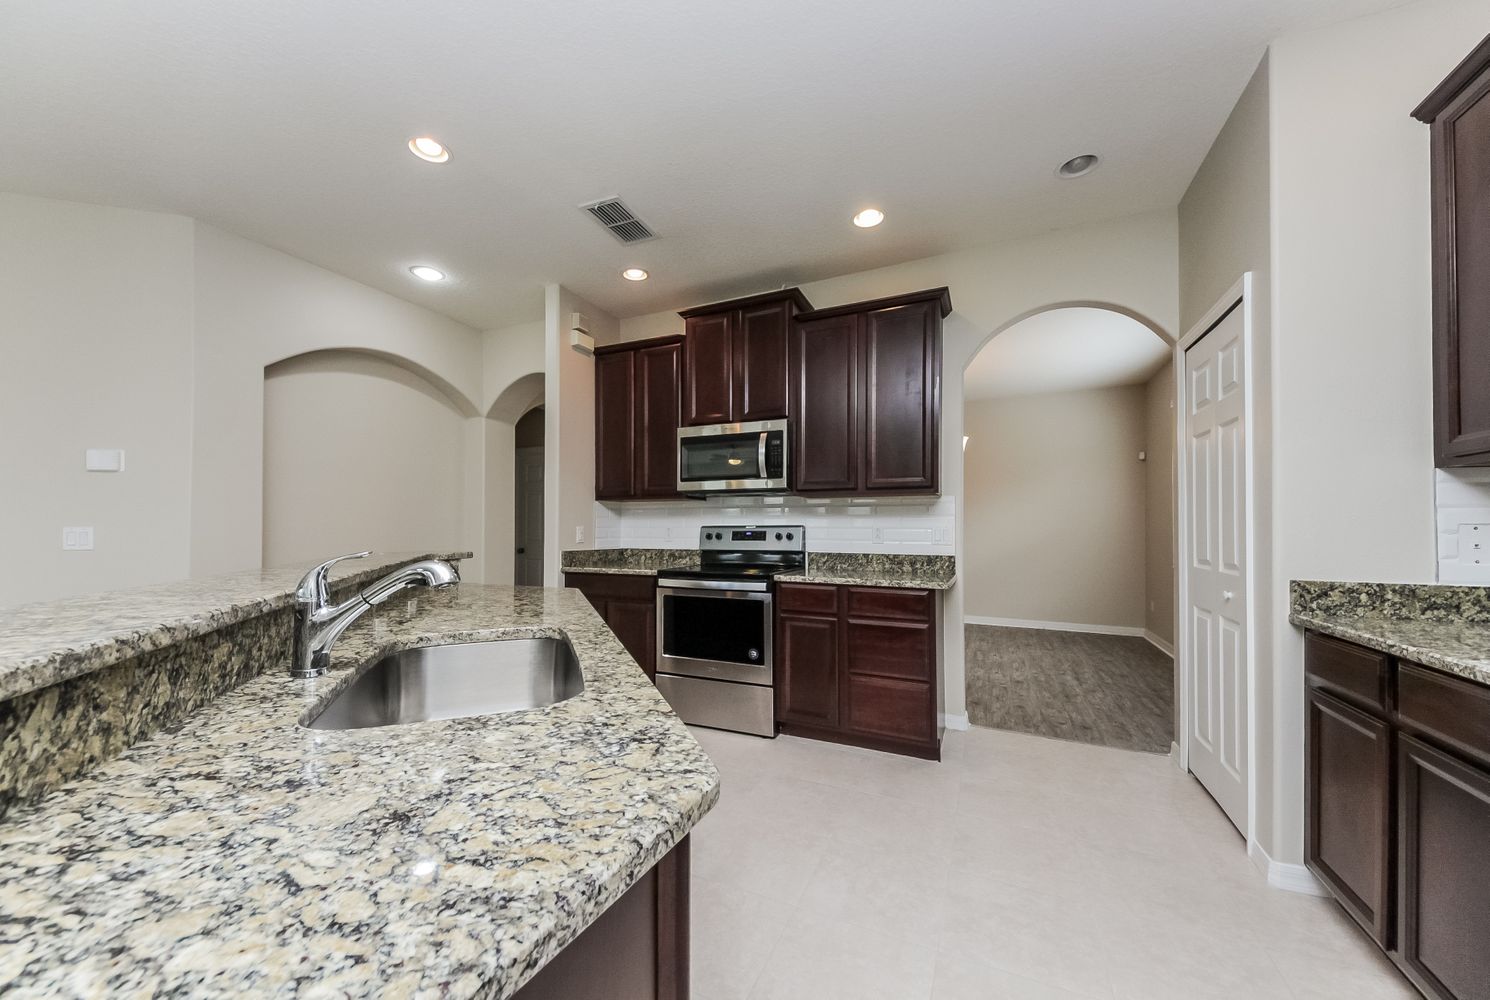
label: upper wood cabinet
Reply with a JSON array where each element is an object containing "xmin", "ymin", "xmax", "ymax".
[
  {"xmin": 678, "ymin": 289, "xmax": 812, "ymax": 426},
  {"xmin": 791, "ymin": 288, "xmax": 948, "ymax": 496},
  {"xmin": 1414, "ymin": 36, "xmax": 1490, "ymax": 467},
  {"xmin": 594, "ymin": 336, "xmax": 682, "ymax": 501}
]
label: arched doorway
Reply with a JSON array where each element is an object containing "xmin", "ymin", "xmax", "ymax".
[
  {"xmin": 961, "ymin": 305, "xmax": 1176, "ymax": 752},
  {"xmin": 513, "ymin": 405, "xmax": 545, "ymax": 586}
]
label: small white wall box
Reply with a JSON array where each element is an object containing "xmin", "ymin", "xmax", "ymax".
[
  {"xmin": 62, "ymin": 526, "xmax": 94, "ymax": 550},
  {"xmin": 85, "ymin": 448, "xmax": 124, "ymax": 472},
  {"xmin": 570, "ymin": 312, "xmax": 590, "ymax": 335},
  {"xmin": 570, "ymin": 330, "xmax": 596, "ymax": 355}
]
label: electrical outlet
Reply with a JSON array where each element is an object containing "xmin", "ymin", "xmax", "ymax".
[
  {"xmin": 575, "ymin": 525, "xmax": 585, "ymax": 544},
  {"xmin": 62, "ymin": 526, "xmax": 94, "ymax": 551}
]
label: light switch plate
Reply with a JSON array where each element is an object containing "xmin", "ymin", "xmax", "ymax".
[
  {"xmin": 85, "ymin": 448, "xmax": 124, "ymax": 472},
  {"xmin": 62, "ymin": 526, "xmax": 94, "ymax": 550}
]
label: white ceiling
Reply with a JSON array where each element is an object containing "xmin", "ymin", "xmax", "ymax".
[
  {"xmin": 964, "ymin": 308, "xmax": 1169, "ymax": 400},
  {"xmin": 0, "ymin": 0, "xmax": 1404, "ymax": 329}
]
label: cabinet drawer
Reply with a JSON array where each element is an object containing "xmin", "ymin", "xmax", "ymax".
[
  {"xmin": 843, "ymin": 675, "xmax": 934, "ymax": 744},
  {"xmin": 776, "ymin": 583, "xmax": 838, "ymax": 616},
  {"xmin": 563, "ymin": 572, "xmax": 658, "ymax": 602},
  {"xmin": 846, "ymin": 587, "xmax": 932, "ymax": 622},
  {"xmin": 1305, "ymin": 632, "xmax": 1389, "ymax": 712},
  {"xmin": 1398, "ymin": 662, "xmax": 1490, "ymax": 769},
  {"xmin": 845, "ymin": 619, "xmax": 933, "ymax": 681}
]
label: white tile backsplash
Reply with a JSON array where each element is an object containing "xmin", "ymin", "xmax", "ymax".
[
  {"xmin": 594, "ymin": 496, "xmax": 957, "ymax": 555},
  {"xmin": 1435, "ymin": 469, "xmax": 1490, "ymax": 585}
]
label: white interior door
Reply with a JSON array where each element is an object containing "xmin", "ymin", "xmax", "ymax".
[
  {"xmin": 1183, "ymin": 303, "xmax": 1249, "ymax": 833},
  {"xmin": 515, "ymin": 447, "xmax": 545, "ymax": 586}
]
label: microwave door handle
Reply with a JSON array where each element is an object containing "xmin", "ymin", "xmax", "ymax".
[{"xmin": 758, "ymin": 432, "xmax": 768, "ymax": 478}]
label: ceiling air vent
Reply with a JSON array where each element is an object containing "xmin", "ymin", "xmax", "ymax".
[{"xmin": 579, "ymin": 197, "xmax": 657, "ymax": 244}]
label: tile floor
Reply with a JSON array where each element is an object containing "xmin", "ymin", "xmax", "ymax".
[
  {"xmin": 964, "ymin": 626, "xmax": 1174, "ymax": 753},
  {"xmin": 688, "ymin": 724, "xmax": 1417, "ymax": 1000}
]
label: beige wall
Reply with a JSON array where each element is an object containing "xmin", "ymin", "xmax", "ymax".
[
  {"xmin": 1260, "ymin": 0, "xmax": 1490, "ymax": 866},
  {"xmin": 612, "ymin": 209, "xmax": 1182, "ymax": 723},
  {"xmin": 1142, "ymin": 361, "xmax": 1176, "ymax": 648},
  {"xmin": 0, "ymin": 193, "xmax": 195, "ymax": 607},
  {"xmin": 544, "ymin": 285, "xmax": 619, "ymax": 586},
  {"xmin": 963, "ymin": 386, "xmax": 1149, "ymax": 629},
  {"xmin": 261, "ymin": 352, "xmax": 469, "ymax": 567}
]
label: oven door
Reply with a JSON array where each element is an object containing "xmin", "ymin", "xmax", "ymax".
[{"xmin": 655, "ymin": 581, "xmax": 774, "ymax": 685}]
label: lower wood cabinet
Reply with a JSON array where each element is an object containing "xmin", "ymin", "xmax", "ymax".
[
  {"xmin": 776, "ymin": 582, "xmax": 938, "ymax": 759},
  {"xmin": 514, "ymin": 836, "xmax": 689, "ymax": 1000},
  {"xmin": 564, "ymin": 572, "xmax": 657, "ymax": 677},
  {"xmin": 1304, "ymin": 629, "xmax": 1490, "ymax": 1000}
]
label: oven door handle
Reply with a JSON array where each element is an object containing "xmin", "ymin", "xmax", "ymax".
[{"xmin": 657, "ymin": 578, "xmax": 771, "ymax": 593}]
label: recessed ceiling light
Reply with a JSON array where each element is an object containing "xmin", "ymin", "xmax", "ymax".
[
  {"xmin": 621, "ymin": 267, "xmax": 649, "ymax": 281},
  {"xmin": 408, "ymin": 136, "xmax": 450, "ymax": 163},
  {"xmin": 409, "ymin": 265, "xmax": 446, "ymax": 282},
  {"xmin": 1057, "ymin": 154, "xmax": 1100, "ymax": 178},
  {"xmin": 852, "ymin": 208, "xmax": 885, "ymax": 228}
]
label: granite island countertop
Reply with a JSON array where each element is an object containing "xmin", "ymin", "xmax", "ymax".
[
  {"xmin": 0, "ymin": 550, "xmax": 470, "ymax": 702},
  {"xmin": 0, "ymin": 584, "xmax": 720, "ymax": 999},
  {"xmin": 1290, "ymin": 580, "xmax": 1490, "ymax": 688},
  {"xmin": 562, "ymin": 549, "xmax": 955, "ymax": 590}
]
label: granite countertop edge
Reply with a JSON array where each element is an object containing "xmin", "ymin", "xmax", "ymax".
[
  {"xmin": 0, "ymin": 584, "xmax": 720, "ymax": 999},
  {"xmin": 773, "ymin": 570, "xmax": 957, "ymax": 590},
  {"xmin": 1290, "ymin": 611, "xmax": 1490, "ymax": 688},
  {"xmin": 0, "ymin": 550, "xmax": 472, "ymax": 702}
]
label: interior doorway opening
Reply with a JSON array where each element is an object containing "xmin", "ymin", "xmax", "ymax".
[
  {"xmin": 961, "ymin": 306, "xmax": 1176, "ymax": 753},
  {"xmin": 514, "ymin": 405, "xmax": 545, "ymax": 586}
]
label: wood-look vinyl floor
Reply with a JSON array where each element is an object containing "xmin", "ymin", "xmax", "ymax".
[{"xmin": 964, "ymin": 624, "xmax": 1174, "ymax": 754}]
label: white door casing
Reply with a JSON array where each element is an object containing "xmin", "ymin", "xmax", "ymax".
[
  {"xmin": 515, "ymin": 446, "xmax": 545, "ymax": 587},
  {"xmin": 1177, "ymin": 275, "xmax": 1255, "ymax": 843}
]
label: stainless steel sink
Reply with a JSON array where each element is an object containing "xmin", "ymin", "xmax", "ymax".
[{"xmin": 305, "ymin": 637, "xmax": 584, "ymax": 730}]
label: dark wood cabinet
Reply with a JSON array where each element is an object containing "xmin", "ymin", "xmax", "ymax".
[
  {"xmin": 791, "ymin": 288, "xmax": 948, "ymax": 496},
  {"xmin": 565, "ymin": 572, "xmax": 658, "ymax": 677},
  {"xmin": 594, "ymin": 336, "xmax": 682, "ymax": 502},
  {"xmin": 1414, "ymin": 36, "xmax": 1490, "ymax": 467},
  {"xmin": 1304, "ymin": 628, "xmax": 1490, "ymax": 1000},
  {"xmin": 1397, "ymin": 735, "xmax": 1490, "ymax": 1000},
  {"xmin": 775, "ymin": 582, "xmax": 939, "ymax": 759},
  {"xmin": 678, "ymin": 289, "xmax": 811, "ymax": 427},
  {"xmin": 594, "ymin": 349, "xmax": 636, "ymax": 500},
  {"xmin": 1306, "ymin": 686, "xmax": 1394, "ymax": 946}
]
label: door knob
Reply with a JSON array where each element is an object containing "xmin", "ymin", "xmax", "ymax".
[{"xmin": 1223, "ymin": 591, "xmax": 1234, "ymax": 601}]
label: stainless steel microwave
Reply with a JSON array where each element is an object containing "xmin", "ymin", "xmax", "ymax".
[{"xmin": 677, "ymin": 419, "xmax": 789, "ymax": 495}]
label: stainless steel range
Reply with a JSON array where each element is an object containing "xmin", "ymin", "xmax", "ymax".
[{"xmin": 653, "ymin": 525, "xmax": 805, "ymax": 738}]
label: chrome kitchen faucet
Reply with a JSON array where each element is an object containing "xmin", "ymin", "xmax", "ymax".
[{"xmin": 290, "ymin": 552, "xmax": 459, "ymax": 678}]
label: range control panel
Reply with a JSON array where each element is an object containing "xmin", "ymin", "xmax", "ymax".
[{"xmin": 698, "ymin": 524, "xmax": 806, "ymax": 553}]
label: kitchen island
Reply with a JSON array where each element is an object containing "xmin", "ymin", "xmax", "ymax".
[{"xmin": 0, "ymin": 582, "xmax": 718, "ymax": 998}]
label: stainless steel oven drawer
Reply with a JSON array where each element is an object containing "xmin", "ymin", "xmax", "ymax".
[{"xmin": 655, "ymin": 673, "xmax": 775, "ymax": 738}]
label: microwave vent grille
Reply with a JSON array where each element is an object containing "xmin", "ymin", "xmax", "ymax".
[{"xmin": 579, "ymin": 197, "xmax": 657, "ymax": 244}]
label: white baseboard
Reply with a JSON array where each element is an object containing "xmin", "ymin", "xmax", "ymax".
[
  {"xmin": 1144, "ymin": 630, "xmax": 1175, "ymax": 658},
  {"xmin": 1248, "ymin": 840, "xmax": 1328, "ymax": 896},
  {"xmin": 1170, "ymin": 741, "xmax": 1182, "ymax": 769},
  {"xmin": 939, "ymin": 713, "xmax": 970, "ymax": 731},
  {"xmin": 964, "ymin": 615, "xmax": 1146, "ymax": 638}
]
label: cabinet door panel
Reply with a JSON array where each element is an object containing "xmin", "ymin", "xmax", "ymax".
[
  {"xmin": 1433, "ymin": 71, "xmax": 1490, "ymax": 465},
  {"xmin": 684, "ymin": 313, "xmax": 734, "ymax": 426},
  {"xmin": 1306, "ymin": 688, "xmax": 1393, "ymax": 946},
  {"xmin": 843, "ymin": 675, "xmax": 933, "ymax": 744},
  {"xmin": 792, "ymin": 314, "xmax": 860, "ymax": 492},
  {"xmin": 595, "ymin": 350, "xmax": 636, "ymax": 499},
  {"xmin": 636, "ymin": 342, "xmax": 682, "ymax": 497},
  {"xmin": 776, "ymin": 614, "xmax": 839, "ymax": 728},
  {"xmin": 1398, "ymin": 734, "xmax": 1490, "ymax": 1000},
  {"xmin": 735, "ymin": 301, "xmax": 791, "ymax": 421},
  {"xmin": 862, "ymin": 300, "xmax": 938, "ymax": 491},
  {"xmin": 607, "ymin": 598, "xmax": 657, "ymax": 678},
  {"xmin": 845, "ymin": 619, "xmax": 933, "ymax": 682}
]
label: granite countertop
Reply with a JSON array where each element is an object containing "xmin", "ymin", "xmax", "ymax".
[
  {"xmin": 562, "ymin": 549, "xmax": 956, "ymax": 590},
  {"xmin": 0, "ymin": 550, "xmax": 469, "ymax": 702},
  {"xmin": 0, "ymin": 584, "xmax": 720, "ymax": 998},
  {"xmin": 1290, "ymin": 580, "xmax": 1490, "ymax": 688}
]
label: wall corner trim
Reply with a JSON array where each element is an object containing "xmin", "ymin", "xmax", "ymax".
[
  {"xmin": 1143, "ymin": 630, "xmax": 1176, "ymax": 658},
  {"xmin": 1248, "ymin": 840, "xmax": 1329, "ymax": 896},
  {"xmin": 939, "ymin": 713, "xmax": 970, "ymax": 731}
]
